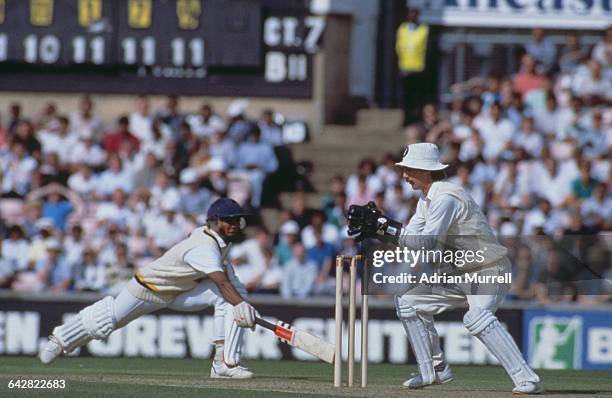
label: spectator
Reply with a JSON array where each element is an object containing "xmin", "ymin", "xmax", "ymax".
[
  {"xmin": 514, "ymin": 54, "xmax": 547, "ymax": 99},
  {"xmin": 187, "ymin": 103, "xmax": 226, "ymax": 139},
  {"xmin": 235, "ymin": 126, "xmax": 278, "ymax": 208},
  {"xmin": 281, "ymin": 243, "xmax": 318, "ymax": 299},
  {"xmin": 73, "ymin": 246, "xmax": 106, "ymax": 292},
  {"xmin": 513, "ymin": 116, "xmax": 544, "ymax": 157},
  {"xmin": 27, "ymin": 183, "xmax": 84, "ymax": 232},
  {"xmin": 129, "ymin": 95, "xmax": 153, "ymax": 142},
  {"xmin": 96, "ymin": 154, "xmax": 134, "ymax": 197},
  {"xmin": 64, "ymin": 225, "xmax": 86, "ymax": 269},
  {"xmin": 230, "ymin": 227, "xmax": 272, "ymax": 291},
  {"xmin": 571, "ymin": 60, "xmax": 612, "ymax": 104},
  {"xmin": 258, "ymin": 109, "xmax": 284, "ymax": 146},
  {"xmin": 178, "ymin": 169, "xmax": 214, "ymax": 216},
  {"xmin": 1, "ymin": 141, "xmax": 37, "ymax": 196},
  {"xmin": 34, "ymin": 239, "xmax": 73, "ymax": 293},
  {"xmin": 156, "ymin": 95, "xmax": 184, "ymax": 135},
  {"xmin": 473, "ymin": 102, "xmax": 515, "ymax": 160},
  {"xmin": 592, "ymin": 26, "xmax": 612, "ymax": 68},
  {"xmin": 301, "ymin": 210, "xmax": 339, "ymax": 249},
  {"xmin": 571, "ymin": 160, "xmax": 599, "ymax": 200},
  {"xmin": 39, "ymin": 116, "xmax": 78, "ymax": 164},
  {"xmin": 13, "ymin": 119, "xmax": 41, "ymax": 158},
  {"xmin": 558, "ymin": 31, "xmax": 588, "ymax": 74},
  {"xmin": 105, "ymin": 243, "xmax": 134, "ymax": 295},
  {"xmin": 68, "ymin": 128, "xmax": 106, "ymax": 167},
  {"xmin": 103, "ymin": 115, "xmax": 140, "ymax": 154},
  {"xmin": 275, "ymin": 220, "xmax": 301, "ymax": 267},
  {"xmin": 67, "ymin": 163, "xmax": 97, "ymax": 199},
  {"xmin": 2, "ymin": 225, "xmax": 29, "ymax": 271},
  {"xmin": 226, "ymin": 99, "xmax": 252, "ymax": 143},
  {"xmin": 525, "ymin": 28, "xmax": 556, "ymax": 74},
  {"xmin": 307, "ymin": 228, "xmax": 335, "ymax": 293},
  {"xmin": 580, "ymin": 183, "xmax": 612, "ymax": 229},
  {"xmin": 69, "ymin": 95, "xmax": 104, "ymax": 141},
  {"xmin": 396, "ymin": 8, "xmax": 431, "ymax": 124}
]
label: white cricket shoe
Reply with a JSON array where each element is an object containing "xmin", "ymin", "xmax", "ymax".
[
  {"xmin": 402, "ymin": 362, "xmax": 454, "ymax": 389},
  {"xmin": 210, "ymin": 361, "xmax": 254, "ymax": 379},
  {"xmin": 512, "ymin": 381, "xmax": 544, "ymax": 395},
  {"xmin": 39, "ymin": 335, "xmax": 63, "ymax": 365}
]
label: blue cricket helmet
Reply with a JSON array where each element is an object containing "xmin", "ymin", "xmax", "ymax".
[{"xmin": 206, "ymin": 197, "xmax": 249, "ymax": 221}]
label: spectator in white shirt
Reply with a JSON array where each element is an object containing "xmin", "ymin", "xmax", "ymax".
[
  {"xmin": 493, "ymin": 160, "xmax": 530, "ymax": 208},
  {"xmin": 571, "ymin": 60, "xmax": 612, "ymax": 103},
  {"xmin": 69, "ymin": 95, "xmax": 104, "ymax": 141},
  {"xmin": 63, "ymin": 225, "xmax": 86, "ymax": 268},
  {"xmin": 522, "ymin": 199, "xmax": 565, "ymax": 236},
  {"xmin": 187, "ymin": 103, "xmax": 226, "ymax": 139},
  {"xmin": 513, "ymin": 116, "xmax": 544, "ymax": 157},
  {"xmin": 129, "ymin": 95, "xmax": 154, "ymax": 143},
  {"xmin": 68, "ymin": 129, "xmax": 106, "ymax": 167},
  {"xmin": 95, "ymin": 154, "xmax": 134, "ymax": 197},
  {"xmin": 67, "ymin": 163, "xmax": 97, "ymax": 199},
  {"xmin": 1, "ymin": 141, "xmax": 37, "ymax": 196},
  {"xmin": 2, "ymin": 225, "xmax": 30, "ymax": 271},
  {"xmin": 149, "ymin": 170, "xmax": 180, "ymax": 210},
  {"xmin": 40, "ymin": 116, "xmax": 78, "ymax": 164},
  {"xmin": 591, "ymin": 26, "xmax": 612, "ymax": 68},
  {"xmin": 534, "ymin": 94, "xmax": 560, "ymax": 137},
  {"xmin": 281, "ymin": 243, "xmax": 318, "ymax": 299},
  {"xmin": 474, "ymin": 102, "xmax": 515, "ymax": 160},
  {"xmin": 95, "ymin": 188, "xmax": 134, "ymax": 230},
  {"xmin": 301, "ymin": 210, "xmax": 340, "ymax": 249},
  {"xmin": 580, "ymin": 183, "xmax": 612, "ymax": 229},
  {"xmin": 144, "ymin": 197, "xmax": 189, "ymax": 254}
]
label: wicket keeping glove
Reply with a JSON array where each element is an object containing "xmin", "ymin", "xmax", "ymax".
[{"xmin": 347, "ymin": 202, "xmax": 402, "ymax": 244}]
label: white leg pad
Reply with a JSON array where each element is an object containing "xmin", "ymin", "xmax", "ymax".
[
  {"xmin": 223, "ymin": 303, "xmax": 244, "ymax": 366},
  {"xmin": 53, "ymin": 296, "xmax": 116, "ymax": 353},
  {"xmin": 396, "ymin": 297, "xmax": 435, "ymax": 384},
  {"xmin": 464, "ymin": 309, "xmax": 539, "ymax": 386}
]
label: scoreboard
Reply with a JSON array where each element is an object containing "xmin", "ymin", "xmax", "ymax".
[{"xmin": 0, "ymin": 0, "xmax": 325, "ymax": 97}]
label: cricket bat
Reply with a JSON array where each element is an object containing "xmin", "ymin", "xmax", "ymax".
[{"xmin": 255, "ymin": 318, "xmax": 335, "ymax": 364}]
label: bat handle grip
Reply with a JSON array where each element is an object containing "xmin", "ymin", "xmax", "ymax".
[{"xmin": 255, "ymin": 317, "xmax": 276, "ymax": 331}]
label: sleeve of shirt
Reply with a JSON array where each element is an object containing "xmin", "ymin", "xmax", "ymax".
[
  {"xmin": 399, "ymin": 194, "xmax": 463, "ymax": 249},
  {"xmin": 184, "ymin": 243, "xmax": 224, "ymax": 274}
]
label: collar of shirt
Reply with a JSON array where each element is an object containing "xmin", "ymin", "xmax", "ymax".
[
  {"xmin": 203, "ymin": 226, "xmax": 227, "ymax": 248},
  {"xmin": 423, "ymin": 181, "xmax": 444, "ymax": 206}
]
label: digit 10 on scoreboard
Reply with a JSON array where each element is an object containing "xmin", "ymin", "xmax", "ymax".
[{"xmin": 0, "ymin": 0, "xmax": 324, "ymax": 97}]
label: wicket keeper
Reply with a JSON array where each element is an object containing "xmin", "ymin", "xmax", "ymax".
[{"xmin": 347, "ymin": 143, "xmax": 543, "ymax": 394}]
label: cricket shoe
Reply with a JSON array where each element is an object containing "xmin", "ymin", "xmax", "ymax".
[
  {"xmin": 512, "ymin": 381, "xmax": 544, "ymax": 395},
  {"xmin": 210, "ymin": 361, "xmax": 254, "ymax": 379},
  {"xmin": 402, "ymin": 362, "xmax": 454, "ymax": 389},
  {"xmin": 39, "ymin": 335, "xmax": 63, "ymax": 365}
]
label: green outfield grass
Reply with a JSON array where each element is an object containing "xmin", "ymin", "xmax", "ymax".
[{"xmin": 1, "ymin": 357, "xmax": 611, "ymax": 397}]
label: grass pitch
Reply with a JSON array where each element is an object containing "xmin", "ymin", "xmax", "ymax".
[{"xmin": 1, "ymin": 357, "xmax": 611, "ymax": 397}]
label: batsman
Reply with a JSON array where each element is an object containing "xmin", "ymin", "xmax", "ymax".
[
  {"xmin": 39, "ymin": 197, "xmax": 257, "ymax": 379},
  {"xmin": 347, "ymin": 143, "xmax": 543, "ymax": 394}
]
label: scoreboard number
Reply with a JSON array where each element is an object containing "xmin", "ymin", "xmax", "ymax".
[
  {"xmin": 176, "ymin": 0, "xmax": 201, "ymax": 30},
  {"xmin": 30, "ymin": 0, "xmax": 54, "ymax": 27},
  {"xmin": 78, "ymin": 0, "xmax": 103, "ymax": 27},
  {"xmin": 128, "ymin": 0, "xmax": 152, "ymax": 29}
]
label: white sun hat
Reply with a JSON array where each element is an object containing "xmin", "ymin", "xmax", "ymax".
[
  {"xmin": 395, "ymin": 142, "xmax": 449, "ymax": 171},
  {"xmin": 227, "ymin": 99, "xmax": 249, "ymax": 118}
]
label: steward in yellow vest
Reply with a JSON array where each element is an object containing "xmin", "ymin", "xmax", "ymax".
[{"xmin": 396, "ymin": 22, "xmax": 429, "ymax": 73}]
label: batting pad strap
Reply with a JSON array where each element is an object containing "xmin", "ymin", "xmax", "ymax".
[
  {"xmin": 79, "ymin": 296, "xmax": 116, "ymax": 340},
  {"xmin": 464, "ymin": 309, "xmax": 539, "ymax": 386}
]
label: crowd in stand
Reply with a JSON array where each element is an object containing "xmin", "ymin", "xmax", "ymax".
[{"xmin": 0, "ymin": 28, "xmax": 610, "ymax": 305}]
